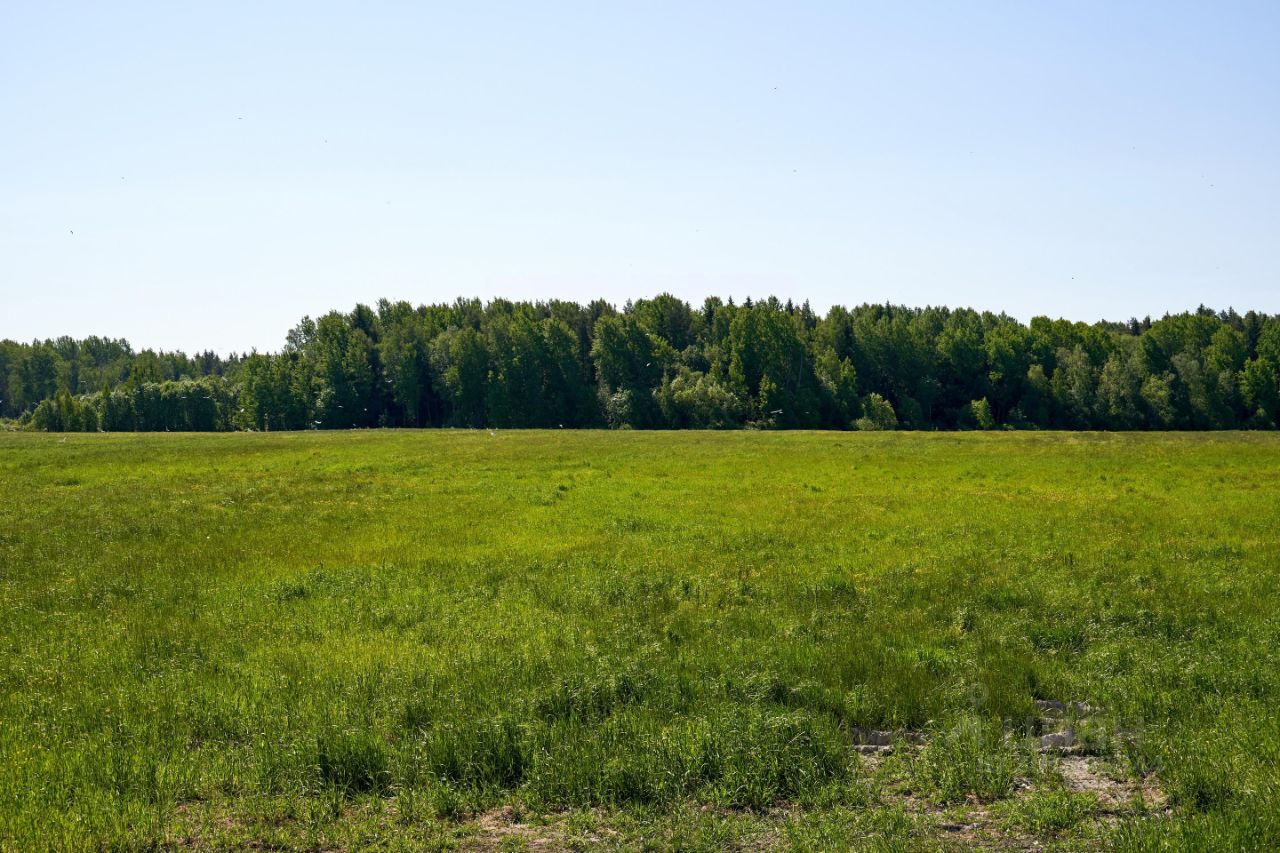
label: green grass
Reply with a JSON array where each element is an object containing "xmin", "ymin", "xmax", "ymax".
[{"xmin": 1, "ymin": 430, "xmax": 1278, "ymax": 850}]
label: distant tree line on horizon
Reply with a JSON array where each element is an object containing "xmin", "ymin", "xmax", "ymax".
[{"xmin": 4, "ymin": 296, "xmax": 1280, "ymax": 433}]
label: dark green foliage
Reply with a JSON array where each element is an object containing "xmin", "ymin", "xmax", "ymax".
[
  {"xmin": 419, "ymin": 716, "xmax": 527, "ymax": 790},
  {"xmin": 317, "ymin": 731, "xmax": 390, "ymax": 795},
  {"xmin": 30, "ymin": 388, "xmax": 98, "ymax": 432},
  {"xmin": 8, "ymin": 299, "xmax": 1280, "ymax": 431},
  {"xmin": 21, "ymin": 380, "xmax": 236, "ymax": 433},
  {"xmin": 524, "ymin": 707, "xmax": 851, "ymax": 809}
]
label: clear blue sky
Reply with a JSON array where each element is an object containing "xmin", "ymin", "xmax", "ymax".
[{"xmin": 3, "ymin": 1, "xmax": 1277, "ymax": 354}]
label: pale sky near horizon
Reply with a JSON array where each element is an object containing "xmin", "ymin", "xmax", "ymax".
[{"xmin": 2, "ymin": 1, "xmax": 1278, "ymax": 355}]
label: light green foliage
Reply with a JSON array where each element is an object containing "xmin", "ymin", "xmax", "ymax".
[
  {"xmin": 1240, "ymin": 357, "xmax": 1279, "ymax": 426},
  {"xmin": 655, "ymin": 372, "xmax": 746, "ymax": 429},
  {"xmin": 815, "ymin": 348, "xmax": 860, "ymax": 426},
  {"xmin": 856, "ymin": 393, "xmax": 898, "ymax": 430},
  {"xmin": 968, "ymin": 397, "xmax": 996, "ymax": 430},
  {"xmin": 1, "ymin": 431, "xmax": 1278, "ymax": 849},
  {"xmin": 1001, "ymin": 788, "xmax": 1099, "ymax": 837},
  {"xmin": 909, "ymin": 716, "xmax": 1026, "ymax": 803}
]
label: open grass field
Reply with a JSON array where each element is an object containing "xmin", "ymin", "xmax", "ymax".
[{"xmin": 2, "ymin": 431, "xmax": 1279, "ymax": 851}]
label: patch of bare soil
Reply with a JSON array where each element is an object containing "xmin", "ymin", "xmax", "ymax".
[
  {"xmin": 461, "ymin": 807, "xmax": 572, "ymax": 851},
  {"xmin": 902, "ymin": 755, "xmax": 1166, "ymax": 851},
  {"xmin": 1056, "ymin": 755, "xmax": 1166, "ymax": 812},
  {"xmin": 874, "ymin": 698, "xmax": 1167, "ymax": 852}
]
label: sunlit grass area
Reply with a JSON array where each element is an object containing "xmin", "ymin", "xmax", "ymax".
[{"xmin": 2, "ymin": 431, "xmax": 1278, "ymax": 850}]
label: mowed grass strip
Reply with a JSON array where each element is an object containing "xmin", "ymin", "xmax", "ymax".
[{"xmin": 1, "ymin": 431, "xmax": 1278, "ymax": 850}]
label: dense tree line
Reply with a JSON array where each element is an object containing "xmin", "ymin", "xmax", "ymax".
[{"xmin": 5, "ymin": 296, "xmax": 1280, "ymax": 432}]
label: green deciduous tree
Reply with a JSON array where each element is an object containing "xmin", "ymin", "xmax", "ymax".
[
  {"xmin": 1239, "ymin": 357, "xmax": 1279, "ymax": 427},
  {"xmin": 855, "ymin": 393, "xmax": 897, "ymax": 430},
  {"xmin": 13, "ymin": 299, "xmax": 1280, "ymax": 433}
]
